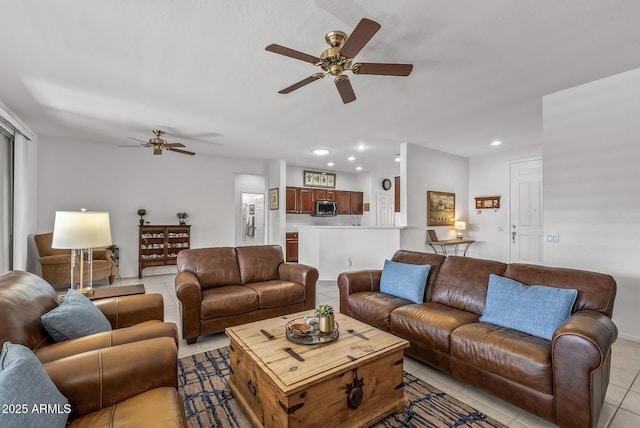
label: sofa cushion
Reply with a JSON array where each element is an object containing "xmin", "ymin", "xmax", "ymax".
[
  {"xmin": 431, "ymin": 256, "xmax": 507, "ymax": 315},
  {"xmin": 200, "ymin": 286, "xmax": 259, "ymax": 319},
  {"xmin": 177, "ymin": 247, "xmax": 242, "ymax": 289},
  {"xmin": 245, "ymin": 280, "xmax": 306, "ymax": 309},
  {"xmin": 380, "ymin": 259, "xmax": 431, "ymax": 304},
  {"xmin": 450, "ymin": 322, "xmax": 553, "ymax": 394},
  {"xmin": 0, "ymin": 342, "xmax": 70, "ymax": 428},
  {"xmin": 479, "ymin": 274, "xmax": 578, "ymax": 340},
  {"xmin": 236, "ymin": 245, "xmax": 283, "ymax": 284},
  {"xmin": 41, "ymin": 290, "xmax": 112, "ymax": 342},
  {"xmin": 342, "ymin": 292, "xmax": 410, "ymax": 331},
  {"xmin": 390, "ymin": 302, "xmax": 479, "ymax": 354}
]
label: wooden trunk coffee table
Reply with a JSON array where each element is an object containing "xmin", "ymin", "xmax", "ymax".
[{"xmin": 226, "ymin": 310, "xmax": 409, "ymax": 428}]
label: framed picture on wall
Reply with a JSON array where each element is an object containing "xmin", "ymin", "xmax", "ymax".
[
  {"xmin": 269, "ymin": 188, "xmax": 279, "ymax": 210},
  {"xmin": 303, "ymin": 170, "xmax": 336, "ymax": 188},
  {"xmin": 427, "ymin": 191, "xmax": 455, "ymax": 226}
]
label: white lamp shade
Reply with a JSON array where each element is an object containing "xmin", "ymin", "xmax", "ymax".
[
  {"xmin": 52, "ymin": 211, "xmax": 112, "ymax": 249},
  {"xmin": 454, "ymin": 221, "xmax": 466, "ymax": 231}
]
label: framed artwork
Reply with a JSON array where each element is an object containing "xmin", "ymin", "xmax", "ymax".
[
  {"xmin": 427, "ymin": 191, "xmax": 455, "ymax": 226},
  {"xmin": 427, "ymin": 229, "xmax": 439, "ymax": 242},
  {"xmin": 269, "ymin": 188, "xmax": 279, "ymax": 210},
  {"xmin": 303, "ymin": 170, "xmax": 336, "ymax": 189},
  {"xmin": 475, "ymin": 196, "xmax": 501, "ymax": 209},
  {"xmin": 249, "ymin": 204, "xmax": 255, "ymax": 215}
]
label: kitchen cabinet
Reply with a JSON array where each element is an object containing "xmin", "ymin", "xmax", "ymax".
[
  {"xmin": 285, "ymin": 232, "xmax": 298, "ymax": 262},
  {"xmin": 315, "ymin": 189, "xmax": 336, "ymax": 201},
  {"xmin": 286, "ymin": 187, "xmax": 315, "ymax": 214},
  {"xmin": 138, "ymin": 224, "xmax": 190, "ymax": 278},
  {"xmin": 337, "ymin": 191, "xmax": 363, "ymax": 215}
]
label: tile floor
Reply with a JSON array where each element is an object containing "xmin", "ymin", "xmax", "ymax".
[{"xmin": 108, "ymin": 274, "xmax": 640, "ymax": 428}]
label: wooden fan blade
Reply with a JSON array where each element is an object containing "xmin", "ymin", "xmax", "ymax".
[
  {"xmin": 153, "ymin": 148, "xmax": 162, "ymax": 155},
  {"xmin": 278, "ymin": 74, "xmax": 323, "ymax": 94},
  {"xmin": 339, "ymin": 18, "xmax": 381, "ymax": 59},
  {"xmin": 265, "ymin": 44, "xmax": 321, "ymax": 64},
  {"xmin": 165, "ymin": 142, "xmax": 186, "ymax": 148},
  {"xmin": 335, "ymin": 75, "xmax": 356, "ymax": 104},
  {"xmin": 352, "ymin": 62, "xmax": 413, "ymax": 76},
  {"xmin": 168, "ymin": 148, "xmax": 196, "ymax": 156}
]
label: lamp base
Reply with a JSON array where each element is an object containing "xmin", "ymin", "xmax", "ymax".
[
  {"xmin": 456, "ymin": 233, "xmax": 463, "ymax": 240},
  {"xmin": 69, "ymin": 287, "xmax": 94, "ymax": 296}
]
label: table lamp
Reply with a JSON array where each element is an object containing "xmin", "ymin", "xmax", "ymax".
[
  {"xmin": 454, "ymin": 221, "xmax": 466, "ymax": 240},
  {"xmin": 52, "ymin": 209, "xmax": 112, "ymax": 295}
]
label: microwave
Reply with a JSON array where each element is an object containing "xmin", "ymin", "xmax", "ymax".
[{"xmin": 312, "ymin": 201, "xmax": 337, "ymax": 216}]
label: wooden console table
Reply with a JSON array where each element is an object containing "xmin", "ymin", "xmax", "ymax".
[{"xmin": 426, "ymin": 239, "xmax": 475, "ymax": 256}]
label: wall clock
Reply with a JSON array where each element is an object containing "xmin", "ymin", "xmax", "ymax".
[{"xmin": 382, "ymin": 178, "xmax": 392, "ymax": 190}]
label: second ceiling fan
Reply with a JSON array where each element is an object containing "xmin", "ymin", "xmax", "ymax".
[{"xmin": 266, "ymin": 18, "xmax": 413, "ymax": 104}]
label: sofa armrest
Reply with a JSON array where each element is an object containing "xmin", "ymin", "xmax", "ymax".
[
  {"xmin": 278, "ymin": 262, "xmax": 319, "ymax": 310},
  {"xmin": 43, "ymin": 337, "xmax": 178, "ymax": 420},
  {"xmin": 35, "ymin": 322, "xmax": 179, "ymax": 364},
  {"xmin": 93, "ymin": 293, "xmax": 164, "ymax": 328},
  {"xmin": 552, "ymin": 310, "xmax": 618, "ymax": 428},
  {"xmin": 337, "ymin": 270, "xmax": 382, "ymax": 314},
  {"xmin": 175, "ymin": 272, "xmax": 202, "ymax": 342},
  {"xmin": 39, "ymin": 254, "xmax": 71, "ymax": 265}
]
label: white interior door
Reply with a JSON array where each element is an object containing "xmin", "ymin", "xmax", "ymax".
[
  {"xmin": 376, "ymin": 193, "xmax": 394, "ymax": 226},
  {"xmin": 510, "ymin": 159, "xmax": 543, "ymax": 263}
]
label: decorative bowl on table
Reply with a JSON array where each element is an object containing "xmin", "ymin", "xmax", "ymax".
[{"xmin": 285, "ymin": 317, "xmax": 339, "ymax": 345}]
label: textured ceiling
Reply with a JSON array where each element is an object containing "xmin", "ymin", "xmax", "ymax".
[{"xmin": 1, "ymin": 1, "xmax": 640, "ymax": 174}]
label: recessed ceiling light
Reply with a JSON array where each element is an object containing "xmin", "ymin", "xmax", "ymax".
[
  {"xmin": 348, "ymin": 156, "xmax": 356, "ymax": 161},
  {"xmin": 491, "ymin": 140, "xmax": 502, "ymax": 146},
  {"xmin": 355, "ymin": 144, "xmax": 366, "ymax": 151},
  {"xmin": 356, "ymin": 166, "xmax": 363, "ymax": 171},
  {"xmin": 312, "ymin": 149, "xmax": 331, "ymax": 156},
  {"xmin": 394, "ymin": 154, "xmax": 401, "ymax": 162},
  {"xmin": 327, "ymin": 162, "xmax": 334, "ymax": 167}
]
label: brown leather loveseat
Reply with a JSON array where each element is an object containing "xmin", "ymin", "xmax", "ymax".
[
  {"xmin": 338, "ymin": 251, "xmax": 617, "ymax": 428},
  {"xmin": 175, "ymin": 245, "xmax": 319, "ymax": 344},
  {"xmin": 0, "ymin": 270, "xmax": 187, "ymax": 426}
]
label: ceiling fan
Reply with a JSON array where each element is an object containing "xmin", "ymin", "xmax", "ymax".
[
  {"xmin": 122, "ymin": 129, "xmax": 195, "ymax": 156},
  {"xmin": 266, "ymin": 18, "xmax": 413, "ymax": 104}
]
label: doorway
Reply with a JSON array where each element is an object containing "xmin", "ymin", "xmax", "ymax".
[
  {"xmin": 239, "ymin": 193, "xmax": 265, "ymax": 246},
  {"xmin": 509, "ymin": 159, "xmax": 543, "ymax": 263},
  {"xmin": 376, "ymin": 193, "xmax": 394, "ymax": 226}
]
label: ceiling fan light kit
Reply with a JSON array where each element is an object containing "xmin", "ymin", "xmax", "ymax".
[
  {"xmin": 266, "ymin": 18, "xmax": 413, "ymax": 104},
  {"xmin": 121, "ymin": 129, "xmax": 196, "ymax": 156}
]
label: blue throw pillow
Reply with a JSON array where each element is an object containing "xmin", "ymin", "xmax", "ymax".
[
  {"xmin": 479, "ymin": 274, "xmax": 578, "ymax": 340},
  {"xmin": 41, "ymin": 289, "xmax": 112, "ymax": 342},
  {"xmin": 0, "ymin": 342, "xmax": 70, "ymax": 428},
  {"xmin": 380, "ymin": 259, "xmax": 431, "ymax": 304}
]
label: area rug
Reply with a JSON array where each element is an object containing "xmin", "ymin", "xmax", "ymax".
[{"xmin": 178, "ymin": 347, "xmax": 507, "ymax": 428}]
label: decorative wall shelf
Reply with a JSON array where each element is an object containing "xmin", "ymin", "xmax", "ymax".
[{"xmin": 475, "ymin": 196, "xmax": 500, "ymax": 210}]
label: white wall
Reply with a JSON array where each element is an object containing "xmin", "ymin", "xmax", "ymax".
[
  {"xmin": 543, "ymin": 67, "xmax": 640, "ymax": 341},
  {"xmin": 468, "ymin": 146, "xmax": 542, "ymax": 261},
  {"xmin": 37, "ymin": 138, "xmax": 266, "ymax": 278},
  {"xmin": 401, "ymin": 143, "xmax": 469, "ymax": 252}
]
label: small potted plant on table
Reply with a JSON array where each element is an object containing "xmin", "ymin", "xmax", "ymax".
[{"xmin": 316, "ymin": 304, "xmax": 335, "ymax": 333}]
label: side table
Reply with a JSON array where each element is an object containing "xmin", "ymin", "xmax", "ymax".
[
  {"xmin": 426, "ymin": 239, "xmax": 476, "ymax": 256},
  {"xmin": 58, "ymin": 284, "xmax": 145, "ymax": 302}
]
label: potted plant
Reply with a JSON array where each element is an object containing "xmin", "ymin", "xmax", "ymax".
[
  {"xmin": 316, "ymin": 304, "xmax": 335, "ymax": 333},
  {"xmin": 137, "ymin": 208, "xmax": 147, "ymax": 225},
  {"xmin": 177, "ymin": 212, "xmax": 189, "ymax": 225},
  {"xmin": 106, "ymin": 244, "xmax": 119, "ymax": 266}
]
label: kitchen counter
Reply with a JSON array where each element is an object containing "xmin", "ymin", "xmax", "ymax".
[{"xmin": 298, "ymin": 226, "xmax": 402, "ymax": 281}]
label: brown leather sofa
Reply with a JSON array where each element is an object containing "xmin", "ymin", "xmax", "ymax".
[
  {"xmin": 0, "ymin": 270, "xmax": 178, "ymax": 363},
  {"xmin": 34, "ymin": 232, "xmax": 117, "ymax": 286},
  {"xmin": 175, "ymin": 245, "xmax": 319, "ymax": 344},
  {"xmin": 338, "ymin": 251, "xmax": 618, "ymax": 428},
  {"xmin": 0, "ymin": 270, "xmax": 187, "ymax": 426}
]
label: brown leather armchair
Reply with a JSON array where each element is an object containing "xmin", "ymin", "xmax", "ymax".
[
  {"xmin": 44, "ymin": 337, "xmax": 187, "ymax": 426},
  {"xmin": 0, "ymin": 270, "xmax": 178, "ymax": 363},
  {"xmin": 34, "ymin": 232, "xmax": 116, "ymax": 286}
]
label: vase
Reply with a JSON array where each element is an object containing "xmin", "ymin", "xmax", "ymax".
[
  {"xmin": 318, "ymin": 314, "xmax": 335, "ymax": 333},
  {"xmin": 179, "ymin": 219, "xmax": 186, "ymax": 225},
  {"xmin": 139, "ymin": 218, "xmax": 144, "ymax": 226}
]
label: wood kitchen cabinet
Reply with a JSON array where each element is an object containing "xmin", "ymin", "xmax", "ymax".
[
  {"xmin": 285, "ymin": 232, "xmax": 298, "ymax": 262},
  {"xmin": 315, "ymin": 189, "xmax": 336, "ymax": 201},
  {"xmin": 138, "ymin": 224, "xmax": 190, "ymax": 278},
  {"xmin": 337, "ymin": 190, "xmax": 363, "ymax": 215},
  {"xmin": 286, "ymin": 187, "xmax": 315, "ymax": 214}
]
